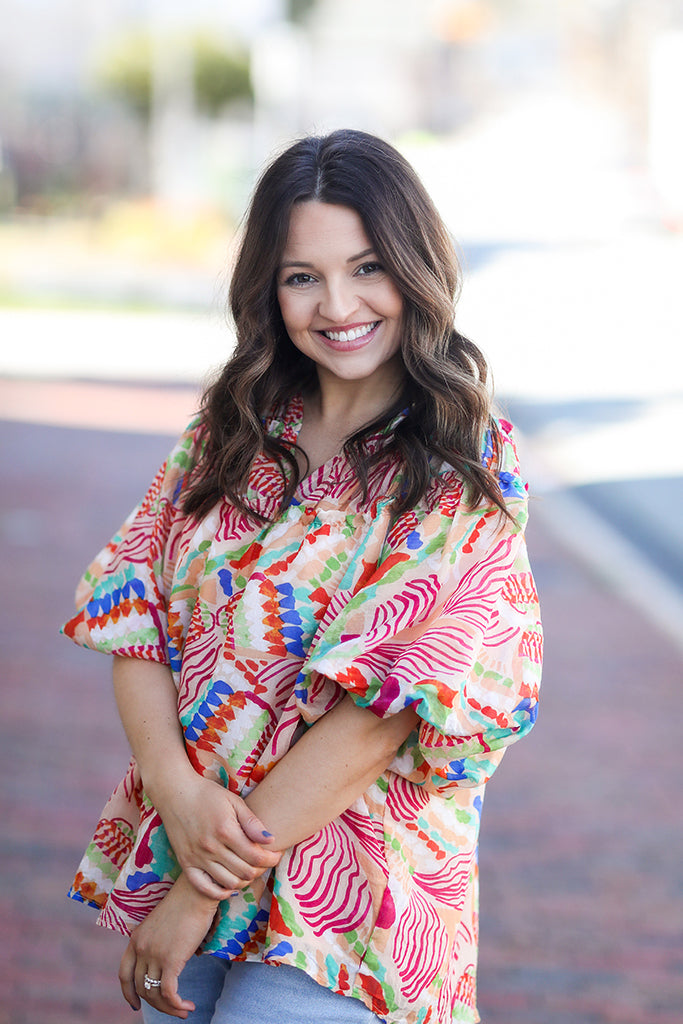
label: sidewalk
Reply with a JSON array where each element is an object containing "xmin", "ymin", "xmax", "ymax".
[{"xmin": 1, "ymin": 405, "xmax": 682, "ymax": 1024}]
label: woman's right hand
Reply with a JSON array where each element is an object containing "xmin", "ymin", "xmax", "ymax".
[{"xmin": 152, "ymin": 765, "xmax": 282, "ymax": 899}]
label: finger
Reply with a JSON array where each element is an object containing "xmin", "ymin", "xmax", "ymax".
[
  {"xmin": 183, "ymin": 843, "xmax": 280, "ymax": 894},
  {"xmin": 159, "ymin": 970, "xmax": 195, "ymax": 1018},
  {"xmin": 119, "ymin": 942, "xmax": 140, "ymax": 1011},
  {"xmin": 135, "ymin": 960, "xmax": 161, "ymax": 1003},
  {"xmin": 212, "ymin": 827, "xmax": 282, "ymax": 871},
  {"xmin": 184, "ymin": 865, "xmax": 234, "ymax": 900},
  {"xmin": 138, "ymin": 965, "xmax": 195, "ymax": 1020},
  {"xmin": 233, "ymin": 803, "xmax": 277, "ymax": 846}
]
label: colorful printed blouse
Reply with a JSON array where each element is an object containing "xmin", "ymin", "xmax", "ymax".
[{"xmin": 62, "ymin": 395, "xmax": 542, "ymax": 1024}]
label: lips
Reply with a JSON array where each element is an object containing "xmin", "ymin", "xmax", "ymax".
[{"xmin": 317, "ymin": 321, "xmax": 380, "ymax": 349}]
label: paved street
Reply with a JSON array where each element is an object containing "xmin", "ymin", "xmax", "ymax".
[
  {"xmin": 1, "ymin": 100, "xmax": 682, "ymax": 1019},
  {"xmin": 1, "ymin": 390, "xmax": 682, "ymax": 1023}
]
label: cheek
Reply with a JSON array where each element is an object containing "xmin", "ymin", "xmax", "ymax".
[
  {"xmin": 382, "ymin": 282, "xmax": 404, "ymax": 321},
  {"xmin": 277, "ymin": 291, "xmax": 308, "ymax": 333}
]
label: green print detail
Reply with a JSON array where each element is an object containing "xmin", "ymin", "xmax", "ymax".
[
  {"xmin": 207, "ymin": 901, "xmax": 264, "ymax": 952},
  {"xmin": 226, "ymin": 713, "xmax": 272, "ymax": 771},
  {"xmin": 295, "ymin": 950, "xmax": 308, "ymax": 970},
  {"xmin": 473, "ymin": 661, "xmax": 513, "ymax": 689},
  {"xmin": 93, "ymin": 562, "xmax": 137, "ymax": 598},
  {"xmin": 272, "ymin": 891, "xmax": 305, "ymax": 938},
  {"xmin": 147, "ymin": 827, "xmax": 181, "ymax": 880},
  {"xmin": 86, "ymin": 843, "xmax": 124, "ymax": 883},
  {"xmin": 95, "ymin": 627, "xmax": 159, "ymax": 654},
  {"xmin": 343, "ymin": 931, "xmax": 367, "ymax": 956},
  {"xmin": 452, "ymin": 1005, "xmax": 478, "ymax": 1022},
  {"xmin": 361, "ymin": 948, "xmax": 381, "ymax": 972}
]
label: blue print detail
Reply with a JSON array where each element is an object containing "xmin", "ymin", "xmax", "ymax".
[
  {"xmin": 264, "ymin": 941, "xmax": 294, "ymax": 960},
  {"xmin": 406, "ymin": 529, "xmax": 423, "ymax": 550},
  {"xmin": 184, "ymin": 679, "xmax": 235, "ymax": 741},
  {"xmin": 218, "ymin": 568, "xmax": 233, "ymax": 596},
  {"xmin": 514, "ymin": 696, "xmax": 538, "ymax": 724},
  {"xmin": 276, "ymin": 582, "xmax": 306, "ymax": 657},
  {"xmin": 443, "ymin": 759, "xmax": 468, "ymax": 781}
]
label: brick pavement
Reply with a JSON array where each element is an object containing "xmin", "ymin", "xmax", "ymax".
[{"xmin": 1, "ymin": 407, "xmax": 682, "ymax": 1024}]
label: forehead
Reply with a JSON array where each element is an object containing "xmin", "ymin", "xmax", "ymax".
[{"xmin": 282, "ymin": 202, "xmax": 371, "ymax": 260}]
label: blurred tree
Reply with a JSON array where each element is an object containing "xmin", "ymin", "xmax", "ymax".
[
  {"xmin": 95, "ymin": 31, "xmax": 252, "ymax": 121},
  {"xmin": 97, "ymin": 32, "xmax": 152, "ymax": 119},
  {"xmin": 286, "ymin": 0, "xmax": 317, "ymax": 25},
  {"xmin": 193, "ymin": 35, "xmax": 251, "ymax": 117}
]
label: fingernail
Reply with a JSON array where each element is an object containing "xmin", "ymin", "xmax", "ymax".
[{"xmin": 262, "ymin": 830, "xmax": 274, "ymax": 838}]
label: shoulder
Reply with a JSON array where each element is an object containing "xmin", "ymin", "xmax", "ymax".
[
  {"xmin": 168, "ymin": 415, "xmax": 206, "ymax": 469},
  {"xmin": 144, "ymin": 416, "xmax": 206, "ymax": 511},
  {"xmin": 483, "ymin": 416, "xmax": 528, "ymax": 501}
]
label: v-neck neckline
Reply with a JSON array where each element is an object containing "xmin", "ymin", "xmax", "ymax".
[{"xmin": 275, "ymin": 392, "xmax": 408, "ymax": 489}]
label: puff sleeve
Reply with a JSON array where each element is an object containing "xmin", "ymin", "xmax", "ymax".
[
  {"xmin": 61, "ymin": 420, "xmax": 203, "ymax": 667},
  {"xmin": 297, "ymin": 422, "xmax": 542, "ymax": 792}
]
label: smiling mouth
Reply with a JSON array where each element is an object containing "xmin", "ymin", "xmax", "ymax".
[{"xmin": 320, "ymin": 321, "xmax": 380, "ymax": 343}]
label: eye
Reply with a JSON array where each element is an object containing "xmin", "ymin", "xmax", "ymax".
[
  {"xmin": 282, "ymin": 272, "xmax": 316, "ymax": 288},
  {"xmin": 355, "ymin": 262, "xmax": 383, "ymax": 277}
]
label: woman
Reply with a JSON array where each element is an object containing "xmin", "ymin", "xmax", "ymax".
[{"xmin": 62, "ymin": 129, "xmax": 542, "ymax": 1024}]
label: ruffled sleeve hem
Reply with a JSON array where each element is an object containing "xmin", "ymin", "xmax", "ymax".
[{"xmin": 61, "ymin": 419, "xmax": 204, "ymax": 664}]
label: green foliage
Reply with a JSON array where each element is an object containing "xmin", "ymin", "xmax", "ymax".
[
  {"xmin": 97, "ymin": 32, "xmax": 152, "ymax": 119},
  {"xmin": 193, "ymin": 36, "xmax": 251, "ymax": 117},
  {"xmin": 95, "ymin": 31, "xmax": 252, "ymax": 121},
  {"xmin": 286, "ymin": 0, "xmax": 317, "ymax": 24}
]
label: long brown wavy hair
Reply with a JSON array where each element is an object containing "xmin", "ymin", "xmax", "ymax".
[{"xmin": 183, "ymin": 129, "xmax": 509, "ymax": 523}]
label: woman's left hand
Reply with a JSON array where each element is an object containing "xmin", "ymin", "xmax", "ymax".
[{"xmin": 119, "ymin": 874, "xmax": 219, "ymax": 1019}]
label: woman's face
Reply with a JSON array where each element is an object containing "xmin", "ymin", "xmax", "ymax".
[{"xmin": 276, "ymin": 201, "xmax": 404, "ymax": 387}]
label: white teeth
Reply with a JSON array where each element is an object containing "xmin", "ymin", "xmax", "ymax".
[{"xmin": 322, "ymin": 322, "xmax": 377, "ymax": 342}]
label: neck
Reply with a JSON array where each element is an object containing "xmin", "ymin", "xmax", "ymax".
[{"xmin": 311, "ymin": 359, "xmax": 405, "ymax": 432}]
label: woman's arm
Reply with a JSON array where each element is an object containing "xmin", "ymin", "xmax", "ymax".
[
  {"xmin": 245, "ymin": 694, "xmax": 418, "ymax": 846},
  {"xmin": 113, "ymin": 655, "xmax": 418, "ymax": 890},
  {"xmin": 119, "ymin": 874, "xmax": 219, "ymax": 1019},
  {"xmin": 112, "ymin": 655, "xmax": 282, "ymax": 898},
  {"xmin": 114, "ymin": 663, "xmax": 418, "ymax": 1016}
]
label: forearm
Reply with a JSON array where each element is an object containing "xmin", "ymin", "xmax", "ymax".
[
  {"xmin": 112, "ymin": 654, "xmax": 280, "ymax": 896},
  {"xmin": 246, "ymin": 694, "xmax": 419, "ymax": 849},
  {"xmin": 112, "ymin": 654, "xmax": 195, "ymax": 807}
]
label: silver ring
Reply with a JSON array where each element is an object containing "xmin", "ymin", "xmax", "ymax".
[{"xmin": 144, "ymin": 974, "xmax": 162, "ymax": 991}]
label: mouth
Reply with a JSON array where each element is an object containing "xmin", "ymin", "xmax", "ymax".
[{"xmin": 317, "ymin": 321, "xmax": 380, "ymax": 348}]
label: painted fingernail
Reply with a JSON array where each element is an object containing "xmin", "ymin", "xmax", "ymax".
[{"xmin": 261, "ymin": 830, "xmax": 274, "ymax": 838}]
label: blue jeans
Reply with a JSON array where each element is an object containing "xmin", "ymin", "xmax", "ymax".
[{"xmin": 141, "ymin": 955, "xmax": 382, "ymax": 1023}]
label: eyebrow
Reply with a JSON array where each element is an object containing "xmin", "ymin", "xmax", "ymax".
[{"xmin": 279, "ymin": 247, "xmax": 376, "ymax": 269}]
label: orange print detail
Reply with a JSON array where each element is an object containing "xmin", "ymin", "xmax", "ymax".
[
  {"xmin": 337, "ymin": 962, "xmax": 350, "ymax": 993},
  {"xmin": 268, "ymin": 895, "xmax": 293, "ymax": 937},
  {"xmin": 462, "ymin": 509, "xmax": 497, "ymax": 554}
]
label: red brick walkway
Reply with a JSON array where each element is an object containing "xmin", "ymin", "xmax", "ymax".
[{"xmin": 1, "ymin": 404, "xmax": 681, "ymax": 1023}]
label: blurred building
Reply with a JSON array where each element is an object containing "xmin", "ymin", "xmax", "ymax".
[{"xmin": 1, "ymin": 0, "xmax": 682, "ymax": 219}]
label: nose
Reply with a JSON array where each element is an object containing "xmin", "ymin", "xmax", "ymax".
[{"xmin": 318, "ymin": 277, "xmax": 360, "ymax": 324}]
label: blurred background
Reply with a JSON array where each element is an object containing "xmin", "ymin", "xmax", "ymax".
[{"xmin": 1, "ymin": 2, "xmax": 682, "ymax": 1022}]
